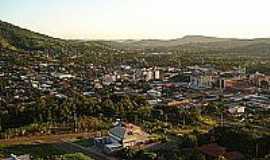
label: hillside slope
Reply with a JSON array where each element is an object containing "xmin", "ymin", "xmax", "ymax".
[
  {"xmin": 0, "ymin": 20, "xmax": 115, "ymax": 55},
  {"xmin": 1, "ymin": 20, "xmax": 270, "ymax": 56},
  {"xmin": 0, "ymin": 20, "xmax": 68, "ymax": 51}
]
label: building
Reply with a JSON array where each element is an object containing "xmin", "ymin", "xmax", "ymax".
[
  {"xmin": 198, "ymin": 143, "xmax": 244, "ymax": 160},
  {"xmin": 154, "ymin": 69, "xmax": 160, "ymax": 80},
  {"xmin": 108, "ymin": 122, "xmax": 149, "ymax": 148},
  {"xmin": 95, "ymin": 120, "xmax": 150, "ymax": 153},
  {"xmin": 147, "ymin": 89, "xmax": 162, "ymax": 97},
  {"xmin": 221, "ymin": 79, "xmax": 256, "ymax": 94},
  {"xmin": 103, "ymin": 74, "xmax": 116, "ymax": 85},
  {"xmin": 146, "ymin": 70, "xmax": 153, "ymax": 81},
  {"xmin": 52, "ymin": 73, "xmax": 75, "ymax": 79},
  {"xmin": 3, "ymin": 154, "xmax": 31, "ymax": 160},
  {"xmin": 190, "ymin": 74, "xmax": 214, "ymax": 89},
  {"xmin": 198, "ymin": 143, "xmax": 226, "ymax": 159},
  {"xmin": 249, "ymin": 72, "xmax": 270, "ymax": 89},
  {"xmin": 227, "ymin": 106, "xmax": 245, "ymax": 116}
]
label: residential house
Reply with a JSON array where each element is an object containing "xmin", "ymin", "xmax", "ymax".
[
  {"xmin": 3, "ymin": 154, "xmax": 31, "ymax": 160},
  {"xmin": 198, "ymin": 143, "xmax": 244, "ymax": 160},
  {"xmin": 95, "ymin": 120, "xmax": 150, "ymax": 153}
]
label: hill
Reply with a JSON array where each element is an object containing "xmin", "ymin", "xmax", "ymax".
[
  {"xmin": 0, "ymin": 20, "xmax": 67, "ymax": 51},
  {"xmin": 105, "ymin": 36, "xmax": 270, "ymax": 56},
  {"xmin": 1, "ymin": 20, "xmax": 270, "ymax": 56},
  {"xmin": 0, "ymin": 20, "xmax": 116, "ymax": 55}
]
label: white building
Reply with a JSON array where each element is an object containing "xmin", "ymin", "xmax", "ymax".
[
  {"xmin": 154, "ymin": 70, "xmax": 160, "ymax": 80},
  {"xmin": 146, "ymin": 71, "xmax": 153, "ymax": 81},
  {"xmin": 103, "ymin": 74, "xmax": 116, "ymax": 85},
  {"xmin": 228, "ymin": 106, "xmax": 245, "ymax": 115},
  {"xmin": 52, "ymin": 73, "xmax": 75, "ymax": 79},
  {"xmin": 147, "ymin": 89, "xmax": 162, "ymax": 97},
  {"xmin": 3, "ymin": 154, "xmax": 30, "ymax": 160},
  {"xmin": 190, "ymin": 75, "xmax": 213, "ymax": 89}
]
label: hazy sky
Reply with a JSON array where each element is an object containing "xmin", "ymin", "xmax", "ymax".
[{"xmin": 1, "ymin": 0, "xmax": 270, "ymax": 39}]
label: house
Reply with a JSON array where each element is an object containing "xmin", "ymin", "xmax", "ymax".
[
  {"xmin": 227, "ymin": 106, "xmax": 245, "ymax": 116},
  {"xmin": 147, "ymin": 89, "xmax": 161, "ymax": 97},
  {"xmin": 94, "ymin": 82, "xmax": 103, "ymax": 89},
  {"xmin": 198, "ymin": 144, "xmax": 244, "ymax": 160},
  {"xmin": 3, "ymin": 154, "xmax": 31, "ymax": 160},
  {"xmin": 249, "ymin": 72, "xmax": 270, "ymax": 89},
  {"xmin": 108, "ymin": 122, "xmax": 149, "ymax": 148},
  {"xmin": 52, "ymin": 73, "xmax": 75, "ymax": 79},
  {"xmin": 95, "ymin": 120, "xmax": 150, "ymax": 153},
  {"xmin": 167, "ymin": 99, "xmax": 191, "ymax": 108},
  {"xmin": 103, "ymin": 74, "xmax": 116, "ymax": 85},
  {"xmin": 147, "ymin": 99, "xmax": 162, "ymax": 105},
  {"xmin": 198, "ymin": 143, "xmax": 226, "ymax": 159},
  {"xmin": 224, "ymin": 151, "xmax": 245, "ymax": 160},
  {"xmin": 222, "ymin": 79, "xmax": 256, "ymax": 94}
]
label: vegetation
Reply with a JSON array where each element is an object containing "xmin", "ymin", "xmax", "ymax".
[
  {"xmin": 0, "ymin": 143, "xmax": 66, "ymax": 159},
  {"xmin": 60, "ymin": 153, "xmax": 93, "ymax": 160},
  {"xmin": 1, "ymin": 20, "xmax": 270, "ymax": 160},
  {"xmin": 1, "ymin": 20, "xmax": 270, "ymax": 73},
  {"xmin": 208, "ymin": 126, "xmax": 270, "ymax": 158}
]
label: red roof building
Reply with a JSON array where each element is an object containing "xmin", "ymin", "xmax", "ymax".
[{"xmin": 197, "ymin": 144, "xmax": 244, "ymax": 160}]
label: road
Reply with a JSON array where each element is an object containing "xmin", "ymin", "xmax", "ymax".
[
  {"xmin": 222, "ymin": 121, "xmax": 270, "ymax": 132},
  {"xmin": 61, "ymin": 141, "xmax": 119, "ymax": 160}
]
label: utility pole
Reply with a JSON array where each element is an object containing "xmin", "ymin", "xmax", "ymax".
[
  {"xmin": 256, "ymin": 143, "xmax": 259, "ymax": 158},
  {"xmin": 135, "ymin": 114, "xmax": 138, "ymax": 124},
  {"xmin": 221, "ymin": 112, "xmax": 224, "ymax": 126},
  {"xmin": 183, "ymin": 111, "xmax": 186, "ymax": 126},
  {"xmin": 0, "ymin": 117, "xmax": 2, "ymax": 132},
  {"xmin": 165, "ymin": 114, "xmax": 168, "ymax": 125},
  {"xmin": 73, "ymin": 111, "xmax": 78, "ymax": 133}
]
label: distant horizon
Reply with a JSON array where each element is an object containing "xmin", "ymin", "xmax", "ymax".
[
  {"xmin": 2, "ymin": 18, "xmax": 270, "ymax": 41},
  {"xmin": 1, "ymin": 0, "xmax": 270, "ymax": 40}
]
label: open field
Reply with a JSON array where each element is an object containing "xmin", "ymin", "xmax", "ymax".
[
  {"xmin": 0, "ymin": 132, "xmax": 118, "ymax": 160},
  {"xmin": 0, "ymin": 132, "xmax": 96, "ymax": 146}
]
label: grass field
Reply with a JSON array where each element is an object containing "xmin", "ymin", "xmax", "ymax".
[
  {"xmin": 0, "ymin": 132, "xmax": 97, "ymax": 159},
  {"xmin": 0, "ymin": 143, "xmax": 67, "ymax": 159},
  {"xmin": 73, "ymin": 138, "xmax": 95, "ymax": 148},
  {"xmin": 0, "ymin": 132, "xmax": 96, "ymax": 145}
]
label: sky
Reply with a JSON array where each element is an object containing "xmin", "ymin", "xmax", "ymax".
[{"xmin": 1, "ymin": 0, "xmax": 270, "ymax": 40}]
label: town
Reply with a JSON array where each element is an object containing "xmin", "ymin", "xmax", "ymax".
[
  {"xmin": 1, "ymin": 44, "xmax": 270, "ymax": 159},
  {"xmin": 1, "ymin": 1, "xmax": 270, "ymax": 158}
]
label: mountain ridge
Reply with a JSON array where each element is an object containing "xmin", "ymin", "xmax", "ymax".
[{"xmin": 1, "ymin": 20, "xmax": 270, "ymax": 55}]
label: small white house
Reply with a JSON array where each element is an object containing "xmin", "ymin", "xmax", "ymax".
[
  {"xmin": 147, "ymin": 89, "xmax": 161, "ymax": 97},
  {"xmin": 228, "ymin": 106, "xmax": 245, "ymax": 115},
  {"xmin": 4, "ymin": 154, "xmax": 30, "ymax": 160}
]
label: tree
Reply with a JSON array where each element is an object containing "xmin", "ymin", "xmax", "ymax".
[
  {"xmin": 216, "ymin": 156, "xmax": 228, "ymax": 160},
  {"xmin": 189, "ymin": 150, "xmax": 206, "ymax": 160},
  {"xmin": 62, "ymin": 153, "xmax": 93, "ymax": 160},
  {"xmin": 182, "ymin": 134, "xmax": 198, "ymax": 148}
]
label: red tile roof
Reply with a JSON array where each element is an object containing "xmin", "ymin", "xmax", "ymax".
[
  {"xmin": 198, "ymin": 143, "xmax": 226, "ymax": 157},
  {"xmin": 224, "ymin": 151, "xmax": 244, "ymax": 160}
]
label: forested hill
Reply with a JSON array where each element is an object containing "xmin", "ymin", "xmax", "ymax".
[
  {"xmin": 0, "ymin": 20, "xmax": 115, "ymax": 55},
  {"xmin": 106, "ymin": 35, "xmax": 270, "ymax": 54},
  {"xmin": 1, "ymin": 19, "xmax": 270, "ymax": 56},
  {"xmin": 0, "ymin": 20, "xmax": 68, "ymax": 51}
]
